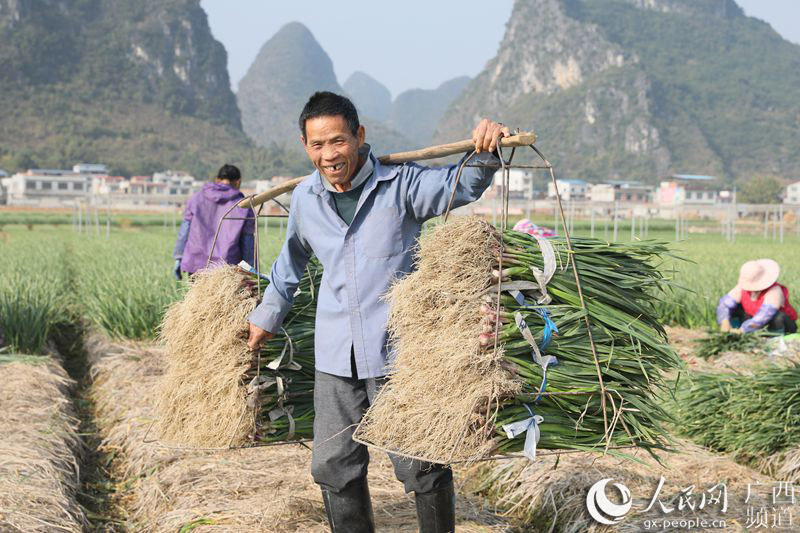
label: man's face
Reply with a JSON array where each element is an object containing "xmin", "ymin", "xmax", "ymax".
[{"xmin": 302, "ymin": 115, "xmax": 365, "ymax": 191}]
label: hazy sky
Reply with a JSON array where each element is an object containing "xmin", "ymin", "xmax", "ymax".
[{"xmin": 202, "ymin": 1, "xmax": 800, "ymax": 98}]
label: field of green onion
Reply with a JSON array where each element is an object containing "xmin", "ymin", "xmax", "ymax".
[{"xmin": 1, "ymin": 217, "xmax": 798, "ymax": 354}]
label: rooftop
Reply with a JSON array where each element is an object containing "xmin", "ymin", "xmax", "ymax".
[
  {"xmin": 671, "ymin": 174, "xmax": 717, "ymax": 181},
  {"xmin": 27, "ymin": 169, "xmax": 75, "ymax": 176}
]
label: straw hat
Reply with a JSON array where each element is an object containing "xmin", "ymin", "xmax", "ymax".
[{"xmin": 738, "ymin": 259, "xmax": 780, "ymax": 292}]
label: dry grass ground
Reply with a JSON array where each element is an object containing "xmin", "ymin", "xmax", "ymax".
[
  {"xmin": 467, "ymin": 443, "xmax": 799, "ymax": 533},
  {"xmin": 87, "ymin": 333, "xmax": 510, "ymax": 532},
  {"xmin": 88, "ymin": 328, "xmax": 800, "ymax": 532},
  {"xmin": 0, "ymin": 355, "xmax": 87, "ymax": 532}
]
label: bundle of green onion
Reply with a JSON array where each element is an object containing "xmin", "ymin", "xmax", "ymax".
[
  {"xmin": 676, "ymin": 365, "xmax": 800, "ymax": 466},
  {"xmin": 246, "ymin": 260, "xmax": 321, "ymax": 443},
  {"xmin": 693, "ymin": 330, "xmax": 769, "ymax": 360},
  {"xmin": 491, "ymin": 232, "xmax": 682, "ymax": 455}
]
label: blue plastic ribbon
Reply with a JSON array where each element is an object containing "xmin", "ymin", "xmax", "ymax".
[
  {"xmin": 509, "ymin": 290, "xmax": 559, "ymax": 403},
  {"xmin": 501, "ymin": 404, "xmax": 543, "ymax": 461},
  {"xmin": 237, "ymin": 260, "xmax": 270, "ymax": 281}
]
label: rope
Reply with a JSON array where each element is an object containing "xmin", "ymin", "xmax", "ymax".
[{"xmin": 530, "ymin": 144, "xmax": 611, "ymax": 444}]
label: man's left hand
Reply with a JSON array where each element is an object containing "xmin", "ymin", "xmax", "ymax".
[{"xmin": 472, "ymin": 119, "xmax": 511, "ymax": 154}]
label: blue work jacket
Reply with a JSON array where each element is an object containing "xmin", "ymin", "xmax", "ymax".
[{"xmin": 248, "ymin": 150, "xmax": 498, "ymax": 378}]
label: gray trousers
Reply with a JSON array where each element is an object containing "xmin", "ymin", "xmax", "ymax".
[{"xmin": 310, "ymin": 369, "xmax": 453, "ymax": 494}]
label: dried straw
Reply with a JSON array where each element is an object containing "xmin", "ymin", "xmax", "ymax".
[
  {"xmin": 467, "ymin": 441, "xmax": 799, "ymax": 532},
  {"xmin": 0, "ymin": 357, "xmax": 88, "ymax": 532},
  {"xmin": 155, "ymin": 266, "xmax": 257, "ymax": 447},
  {"xmin": 88, "ymin": 333, "xmax": 510, "ymax": 532},
  {"xmin": 356, "ymin": 217, "xmax": 521, "ymax": 463}
]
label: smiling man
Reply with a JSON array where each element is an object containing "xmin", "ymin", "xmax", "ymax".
[{"xmin": 247, "ymin": 91, "xmax": 508, "ymax": 533}]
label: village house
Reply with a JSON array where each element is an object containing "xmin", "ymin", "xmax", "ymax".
[
  {"xmin": 547, "ymin": 178, "xmax": 588, "ymax": 201},
  {"xmin": 784, "ymin": 181, "xmax": 800, "ymax": 205}
]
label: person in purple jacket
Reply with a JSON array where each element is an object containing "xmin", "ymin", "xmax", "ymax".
[{"xmin": 172, "ymin": 164, "xmax": 255, "ymax": 278}]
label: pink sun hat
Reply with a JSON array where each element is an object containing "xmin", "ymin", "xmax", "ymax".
[{"xmin": 738, "ymin": 259, "xmax": 780, "ymax": 292}]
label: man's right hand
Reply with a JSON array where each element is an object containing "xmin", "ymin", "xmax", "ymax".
[
  {"xmin": 247, "ymin": 323, "xmax": 274, "ymax": 351},
  {"xmin": 719, "ymin": 319, "xmax": 732, "ymax": 332}
]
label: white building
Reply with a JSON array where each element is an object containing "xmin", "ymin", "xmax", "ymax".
[
  {"xmin": 491, "ymin": 168, "xmax": 534, "ymax": 199},
  {"xmin": 91, "ymin": 175, "xmax": 129, "ymax": 195},
  {"xmin": 507, "ymin": 168, "xmax": 534, "ymax": 199},
  {"xmin": 152, "ymin": 170, "xmax": 198, "ymax": 196},
  {"xmin": 73, "ymin": 163, "xmax": 108, "ymax": 175},
  {"xmin": 590, "ymin": 181, "xmax": 652, "ymax": 203},
  {"xmin": 785, "ymin": 181, "xmax": 800, "ymax": 205},
  {"xmin": 5, "ymin": 169, "xmax": 93, "ymax": 206},
  {"xmin": 547, "ymin": 179, "xmax": 588, "ymax": 201}
]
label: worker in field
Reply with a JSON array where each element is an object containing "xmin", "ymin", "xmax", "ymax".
[
  {"xmin": 172, "ymin": 164, "xmax": 255, "ymax": 278},
  {"xmin": 246, "ymin": 91, "xmax": 508, "ymax": 533},
  {"xmin": 717, "ymin": 259, "xmax": 798, "ymax": 334}
]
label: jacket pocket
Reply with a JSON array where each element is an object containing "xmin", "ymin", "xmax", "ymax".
[{"xmin": 360, "ymin": 207, "xmax": 404, "ymax": 258}]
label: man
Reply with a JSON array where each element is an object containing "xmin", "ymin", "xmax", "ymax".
[
  {"xmin": 172, "ymin": 164, "xmax": 255, "ymax": 278},
  {"xmin": 247, "ymin": 91, "xmax": 509, "ymax": 532}
]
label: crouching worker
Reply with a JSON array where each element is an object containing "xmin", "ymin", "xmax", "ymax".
[
  {"xmin": 246, "ymin": 91, "xmax": 510, "ymax": 533},
  {"xmin": 172, "ymin": 164, "xmax": 255, "ymax": 278},
  {"xmin": 717, "ymin": 259, "xmax": 798, "ymax": 334}
]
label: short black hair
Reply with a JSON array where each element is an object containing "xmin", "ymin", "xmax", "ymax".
[
  {"xmin": 298, "ymin": 91, "xmax": 360, "ymax": 140},
  {"xmin": 216, "ymin": 164, "xmax": 241, "ymax": 182}
]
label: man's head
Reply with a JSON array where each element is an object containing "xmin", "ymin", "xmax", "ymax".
[
  {"xmin": 216, "ymin": 164, "xmax": 241, "ymax": 189},
  {"xmin": 299, "ymin": 91, "xmax": 366, "ymax": 191}
]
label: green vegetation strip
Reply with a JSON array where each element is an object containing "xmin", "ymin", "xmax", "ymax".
[
  {"xmin": 693, "ymin": 330, "xmax": 770, "ymax": 360},
  {"xmin": 676, "ymin": 366, "xmax": 800, "ymax": 465}
]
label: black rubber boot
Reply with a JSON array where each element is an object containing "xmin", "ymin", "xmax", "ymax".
[
  {"xmin": 415, "ymin": 482, "xmax": 456, "ymax": 533},
  {"xmin": 320, "ymin": 478, "xmax": 375, "ymax": 533}
]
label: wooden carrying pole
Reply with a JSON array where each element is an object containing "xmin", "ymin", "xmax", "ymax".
[{"xmin": 238, "ymin": 132, "xmax": 537, "ymax": 209}]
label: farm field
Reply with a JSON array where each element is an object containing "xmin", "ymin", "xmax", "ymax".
[{"xmin": 1, "ymin": 217, "xmax": 799, "ymax": 531}]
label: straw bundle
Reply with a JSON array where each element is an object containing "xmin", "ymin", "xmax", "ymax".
[
  {"xmin": 0, "ymin": 357, "xmax": 87, "ymax": 532},
  {"xmin": 155, "ymin": 262, "xmax": 321, "ymax": 447},
  {"xmin": 156, "ymin": 265, "xmax": 258, "ymax": 446},
  {"xmin": 356, "ymin": 217, "xmax": 681, "ymax": 463}
]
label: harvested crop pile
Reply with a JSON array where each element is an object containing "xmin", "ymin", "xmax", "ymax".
[
  {"xmin": 467, "ymin": 441, "xmax": 798, "ymax": 532},
  {"xmin": 155, "ymin": 262, "xmax": 320, "ymax": 447},
  {"xmin": 693, "ymin": 330, "xmax": 768, "ymax": 360},
  {"xmin": 356, "ymin": 217, "xmax": 681, "ymax": 463},
  {"xmin": 0, "ymin": 355, "xmax": 87, "ymax": 532},
  {"xmin": 88, "ymin": 333, "xmax": 509, "ymax": 531},
  {"xmin": 676, "ymin": 365, "xmax": 800, "ymax": 482}
]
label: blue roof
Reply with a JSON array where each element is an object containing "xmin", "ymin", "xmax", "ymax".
[
  {"xmin": 671, "ymin": 174, "xmax": 717, "ymax": 181},
  {"xmin": 558, "ymin": 179, "xmax": 587, "ymax": 184}
]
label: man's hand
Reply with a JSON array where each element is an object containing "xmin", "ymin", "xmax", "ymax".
[
  {"xmin": 472, "ymin": 119, "xmax": 511, "ymax": 154},
  {"xmin": 247, "ymin": 323, "xmax": 274, "ymax": 351},
  {"xmin": 719, "ymin": 319, "xmax": 732, "ymax": 332}
]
